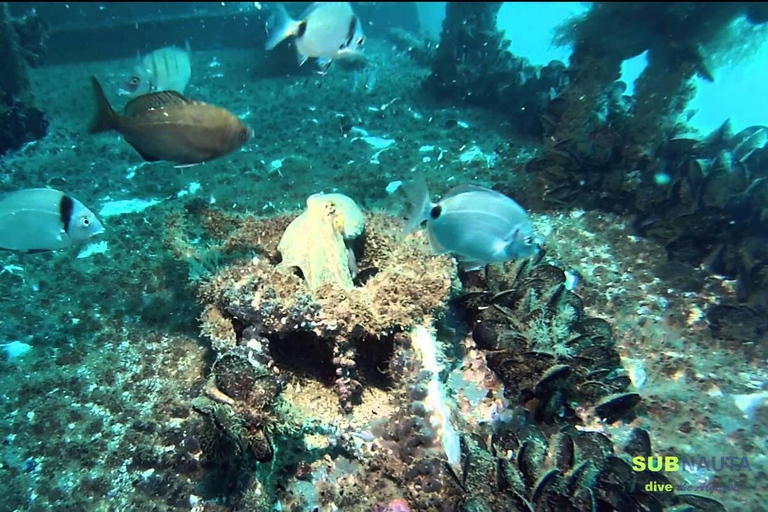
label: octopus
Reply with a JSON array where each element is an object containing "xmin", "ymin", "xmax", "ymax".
[{"xmin": 277, "ymin": 193, "xmax": 365, "ymax": 291}]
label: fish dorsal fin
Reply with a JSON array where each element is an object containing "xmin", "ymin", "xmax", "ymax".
[
  {"xmin": 299, "ymin": 2, "xmax": 322, "ymax": 20},
  {"xmin": 124, "ymin": 91, "xmax": 191, "ymax": 116},
  {"xmin": 443, "ymin": 184, "xmax": 496, "ymax": 200}
]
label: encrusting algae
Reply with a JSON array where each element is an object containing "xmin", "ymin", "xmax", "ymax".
[{"xmin": 171, "ymin": 197, "xmax": 459, "ymax": 413}]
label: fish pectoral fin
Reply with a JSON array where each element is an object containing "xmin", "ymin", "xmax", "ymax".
[
  {"xmin": 297, "ymin": 50, "xmax": 309, "ymax": 67},
  {"xmin": 316, "ymin": 58, "xmax": 333, "ymax": 74},
  {"xmin": 134, "ymin": 147, "xmax": 161, "ymax": 162},
  {"xmin": 426, "ymin": 227, "xmax": 449, "ymax": 254},
  {"xmin": 456, "ymin": 256, "xmax": 486, "ymax": 272}
]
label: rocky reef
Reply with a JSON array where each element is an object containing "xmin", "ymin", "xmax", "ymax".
[
  {"xmin": 0, "ymin": 2, "xmax": 48, "ymax": 157},
  {"xmin": 193, "ymin": 200, "xmax": 457, "ymax": 414},
  {"xmin": 157, "ymin": 188, "xmax": 730, "ymax": 510},
  {"xmin": 425, "ymin": 2, "xmax": 768, "ymax": 349},
  {"xmin": 528, "ymin": 6, "xmax": 768, "ymax": 348},
  {"xmin": 424, "ymin": 2, "xmax": 569, "ymax": 137}
]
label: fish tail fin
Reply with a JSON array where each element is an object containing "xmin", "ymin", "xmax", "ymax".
[
  {"xmin": 89, "ymin": 76, "xmax": 117, "ymax": 134},
  {"xmin": 400, "ymin": 177, "xmax": 433, "ymax": 235},
  {"xmin": 265, "ymin": 3, "xmax": 299, "ymax": 50}
]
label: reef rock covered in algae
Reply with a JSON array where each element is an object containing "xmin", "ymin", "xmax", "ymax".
[
  {"xmin": 195, "ymin": 195, "xmax": 457, "ymax": 413},
  {"xmin": 0, "ymin": 2, "xmax": 48, "ymax": 156},
  {"xmin": 164, "ymin": 190, "xmax": 730, "ymax": 510},
  {"xmin": 425, "ymin": 1, "xmax": 569, "ymax": 137}
]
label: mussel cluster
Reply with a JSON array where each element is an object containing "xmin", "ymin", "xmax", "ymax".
[
  {"xmin": 461, "ymin": 258, "xmax": 640, "ymax": 424},
  {"xmin": 635, "ymin": 125, "xmax": 768, "ymax": 283},
  {"xmin": 522, "ymin": 89, "xmax": 641, "ymax": 215},
  {"xmin": 0, "ymin": 104, "xmax": 49, "ymax": 157},
  {"xmin": 457, "ymin": 414, "xmax": 727, "ymax": 512},
  {"xmin": 635, "ymin": 124, "xmax": 768, "ymax": 344},
  {"xmin": 384, "ymin": 27, "xmax": 437, "ymax": 67},
  {"xmin": 424, "ymin": 2, "xmax": 569, "ymax": 136},
  {"xmin": 524, "ymin": 111, "xmax": 768, "ymax": 344},
  {"xmin": 192, "ymin": 342, "xmax": 283, "ymax": 472}
]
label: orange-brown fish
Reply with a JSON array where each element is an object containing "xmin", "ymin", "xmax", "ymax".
[{"xmin": 89, "ymin": 76, "xmax": 252, "ymax": 166}]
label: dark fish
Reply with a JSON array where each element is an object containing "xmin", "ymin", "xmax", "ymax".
[
  {"xmin": 89, "ymin": 76, "xmax": 253, "ymax": 165},
  {"xmin": 0, "ymin": 188, "xmax": 104, "ymax": 253}
]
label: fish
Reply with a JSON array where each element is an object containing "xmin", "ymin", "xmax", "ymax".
[
  {"xmin": 399, "ymin": 179, "xmax": 541, "ymax": 270},
  {"xmin": 119, "ymin": 42, "xmax": 192, "ymax": 97},
  {"xmin": 89, "ymin": 76, "xmax": 253, "ymax": 166},
  {"xmin": 0, "ymin": 188, "xmax": 104, "ymax": 253},
  {"xmin": 265, "ymin": 2, "xmax": 365, "ymax": 73}
]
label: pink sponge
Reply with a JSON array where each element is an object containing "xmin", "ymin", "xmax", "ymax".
[{"xmin": 386, "ymin": 499, "xmax": 411, "ymax": 512}]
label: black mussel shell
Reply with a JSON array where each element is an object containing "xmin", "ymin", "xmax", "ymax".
[
  {"xmin": 623, "ymin": 428, "xmax": 652, "ymax": 458},
  {"xmin": 659, "ymin": 138, "xmax": 700, "ymax": 160},
  {"xmin": 550, "ymin": 431, "xmax": 575, "ymax": 473},
  {"xmin": 534, "ymin": 364, "xmax": 571, "ymax": 396},
  {"xmin": 573, "ymin": 431, "xmax": 614, "ymax": 463},
  {"xmin": 675, "ymin": 493, "xmax": 727, "ymax": 512},
  {"xmin": 353, "ymin": 266, "xmax": 378, "ymax": 286},
  {"xmin": 594, "ymin": 392, "xmax": 641, "ymax": 423},
  {"xmin": 472, "ymin": 321, "xmax": 503, "ymax": 349},
  {"xmin": 213, "ymin": 352, "xmax": 257, "ymax": 402},
  {"xmin": 518, "ymin": 439, "xmax": 547, "ymax": 490},
  {"xmin": 531, "ymin": 468, "xmax": 563, "ymax": 506}
]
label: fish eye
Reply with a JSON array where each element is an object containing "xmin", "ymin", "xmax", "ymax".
[
  {"xmin": 80, "ymin": 216, "xmax": 91, "ymax": 228},
  {"xmin": 524, "ymin": 236, "xmax": 533, "ymax": 245},
  {"xmin": 129, "ymin": 77, "xmax": 140, "ymax": 85}
]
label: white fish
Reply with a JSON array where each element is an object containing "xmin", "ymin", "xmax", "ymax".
[
  {"xmin": 119, "ymin": 41, "xmax": 192, "ymax": 97},
  {"xmin": 401, "ymin": 179, "xmax": 541, "ymax": 270},
  {"xmin": 0, "ymin": 188, "xmax": 105, "ymax": 253},
  {"xmin": 265, "ymin": 2, "xmax": 365, "ymax": 73}
]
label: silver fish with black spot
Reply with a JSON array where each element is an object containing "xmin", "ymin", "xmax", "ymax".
[
  {"xmin": 265, "ymin": 2, "xmax": 365, "ymax": 73},
  {"xmin": 399, "ymin": 179, "xmax": 541, "ymax": 270},
  {"xmin": 0, "ymin": 188, "xmax": 105, "ymax": 253}
]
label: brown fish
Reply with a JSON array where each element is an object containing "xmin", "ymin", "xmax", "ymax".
[{"xmin": 89, "ymin": 76, "xmax": 252, "ymax": 165}]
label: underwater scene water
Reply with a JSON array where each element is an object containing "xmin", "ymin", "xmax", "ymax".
[{"xmin": 1, "ymin": 2, "xmax": 768, "ymax": 511}]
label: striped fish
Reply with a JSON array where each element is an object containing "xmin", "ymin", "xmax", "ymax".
[
  {"xmin": 119, "ymin": 41, "xmax": 192, "ymax": 97},
  {"xmin": 265, "ymin": 3, "xmax": 365, "ymax": 73}
]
